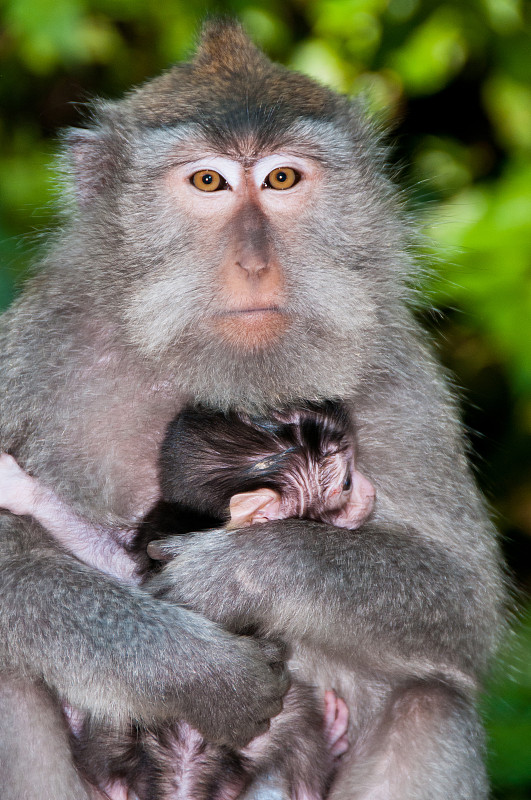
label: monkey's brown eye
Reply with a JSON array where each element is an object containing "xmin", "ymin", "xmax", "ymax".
[
  {"xmin": 343, "ymin": 472, "xmax": 351, "ymax": 491},
  {"xmin": 191, "ymin": 170, "xmax": 226, "ymax": 192},
  {"xmin": 264, "ymin": 167, "xmax": 299, "ymax": 190}
]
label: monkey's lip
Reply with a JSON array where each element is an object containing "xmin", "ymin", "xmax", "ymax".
[{"xmin": 216, "ymin": 306, "xmax": 286, "ymax": 317}]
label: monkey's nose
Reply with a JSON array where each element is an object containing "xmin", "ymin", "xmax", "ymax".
[{"xmin": 235, "ymin": 257, "xmax": 269, "ymax": 277}]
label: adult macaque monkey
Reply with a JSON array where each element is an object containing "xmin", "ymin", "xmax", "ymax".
[{"xmin": 0, "ymin": 18, "xmax": 504, "ymax": 800}]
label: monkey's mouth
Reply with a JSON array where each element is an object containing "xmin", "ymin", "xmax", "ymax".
[
  {"xmin": 212, "ymin": 307, "xmax": 290, "ymax": 348},
  {"xmin": 216, "ymin": 307, "xmax": 286, "ymax": 317}
]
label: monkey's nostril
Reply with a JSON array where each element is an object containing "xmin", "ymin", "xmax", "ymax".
[
  {"xmin": 236, "ymin": 260, "xmax": 252, "ymax": 275},
  {"xmin": 235, "ymin": 258, "xmax": 269, "ymax": 276}
]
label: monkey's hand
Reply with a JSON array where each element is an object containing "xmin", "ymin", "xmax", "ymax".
[
  {"xmin": 0, "ymin": 523, "xmax": 288, "ymax": 749},
  {"xmin": 168, "ymin": 630, "xmax": 289, "ymax": 747}
]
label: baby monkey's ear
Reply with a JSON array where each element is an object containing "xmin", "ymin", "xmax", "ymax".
[{"xmin": 228, "ymin": 489, "xmax": 283, "ymax": 529}]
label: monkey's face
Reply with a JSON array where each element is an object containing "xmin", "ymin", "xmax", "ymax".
[
  {"xmin": 112, "ymin": 122, "xmax": 401, "ymax": 411},
  {"xmin": 227, "ymin": 444, "xmax": 375, "ymax": 530},
  {"xmin": 282, "ymin": 444, "xmax": 374, "ymax": 529},
  {"xmin": 312, "ymin": 448, "xmax": 376, "ymax": 530},
  {"xmin": 68, "ymin": 25, "xmax": 409, "ymax": 411}
]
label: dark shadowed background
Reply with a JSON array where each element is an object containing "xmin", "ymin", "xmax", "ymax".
[{"xmin": 0, "ymin": 0, "xmax": 530, "ymax": 795}]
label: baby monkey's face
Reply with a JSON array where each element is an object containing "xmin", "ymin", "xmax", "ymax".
[
  {"xmin": 306, "ymin": 446, "xmax": 374, "ymax": 528},
  {"xmin": 228, "ymin": 444, "xmax": 375, "ymax": 532}
]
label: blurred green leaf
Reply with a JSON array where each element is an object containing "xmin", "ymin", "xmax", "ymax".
[
  {"xmin": 484, "ymin": 75, "xmax": 531, "ymax": 152},
  {"xmin": 310, "ymin": 0, "xmax": 385, "ymax": 59},
  {"xmin": 427, "ymin": 159, "xmax": 531, "ymax": 393},
  {"xmin": 388, "ymin": 7, "xmax": 467, "ymax": 94},
  {"xmin": 4, "ymin": 0, "xmax": 122, "ymax": 71},
  {"xmin": 485, "ymin": 606, "xmax": 531, "ymax": 786},
  {"xmin": 290, "ymin": 38, "xmax": 351, "ymax": 90},
  {"xmin": 482, "ymin": 0, "xmax": 523, "ymax": 34}
]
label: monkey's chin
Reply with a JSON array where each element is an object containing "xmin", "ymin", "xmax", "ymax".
[{"xmin": 213, "ymin": 310, "xmax": 290, "ymax": 350}]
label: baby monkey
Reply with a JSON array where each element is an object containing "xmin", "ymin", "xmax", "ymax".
[
  {"xmin": 146, "ymin": 400, "xmax": 375, "ymax": 555},
  {"xmin": 0, "ymin": 401, "xmax": 375, "ymax": 800}
]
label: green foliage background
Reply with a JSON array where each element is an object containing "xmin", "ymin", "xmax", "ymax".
[{"xmin": 0, "ymin": 0, "xmax": 530, "ymax": 794}]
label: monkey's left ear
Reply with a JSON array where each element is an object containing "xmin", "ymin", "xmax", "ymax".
[
  {"xmin": 228, "ymin": 489, "xmax": 283, "ymax": 529},
  {"xmin": 62, "ymin": 123, "xmax": 122, "ymax": 206}
]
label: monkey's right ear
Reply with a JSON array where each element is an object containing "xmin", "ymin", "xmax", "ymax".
[{"xmin": 61, "ymin": 125, "xmax": 121, "ymax": 206}]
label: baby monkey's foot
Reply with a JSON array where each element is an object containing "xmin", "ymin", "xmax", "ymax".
[{"xmin": 323, "ymin": 690, "xmax": 349, "ymax": 759}]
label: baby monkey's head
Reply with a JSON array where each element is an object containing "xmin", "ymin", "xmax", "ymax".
[{"xmin": 160, "ymin": 401, "xmax": 375, "ymax": 530}]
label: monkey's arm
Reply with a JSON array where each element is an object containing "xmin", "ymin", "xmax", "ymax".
[
  {"xmin": 0, "ymin": 515, "xmax": 287, "ymax": 748},
  {"xmin": 148, "ymin": 520, "xmax": 503, "ymax": 684}
]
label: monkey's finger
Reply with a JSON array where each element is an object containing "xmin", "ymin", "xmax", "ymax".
[
  {"xmin": 330, "ymin": 696, "xmax": 349, "ymax": 741},
  {"xmin": 324, "ymin": 688, "xmax": 335, "ymax": 722},
  {"xmin": 146, "ymin": 540, "xmax": 174, "ymax": 561},
  {"xmin": 324, "ymin": 691, "xmax": 350, "ymax": 758},
  {"xmin": 146, "ymin": 535, "xmax": 198, "ymax": 561}
]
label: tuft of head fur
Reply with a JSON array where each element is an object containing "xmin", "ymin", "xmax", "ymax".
[{"xmin": 124, "ymin": 19, "xmax": 343, "ymax": 134}]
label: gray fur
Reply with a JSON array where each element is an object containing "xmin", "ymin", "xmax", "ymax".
[{"xmin": 0, "ymin": 19, "xmax": 504, "ymax": 799}]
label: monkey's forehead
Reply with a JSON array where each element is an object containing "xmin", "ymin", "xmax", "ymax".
[{"xmin": 118, "ymin": 20, "xmax": 349, "ymax": 134}]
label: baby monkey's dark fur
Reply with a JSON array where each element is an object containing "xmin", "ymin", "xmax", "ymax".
[
  {"xmin": 134, "ymin": 401, "xmax": 359, "ymax": 570},
  {"xmin": 161, "ymin": 402, "xmax": 353, "ymax": 514}
]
